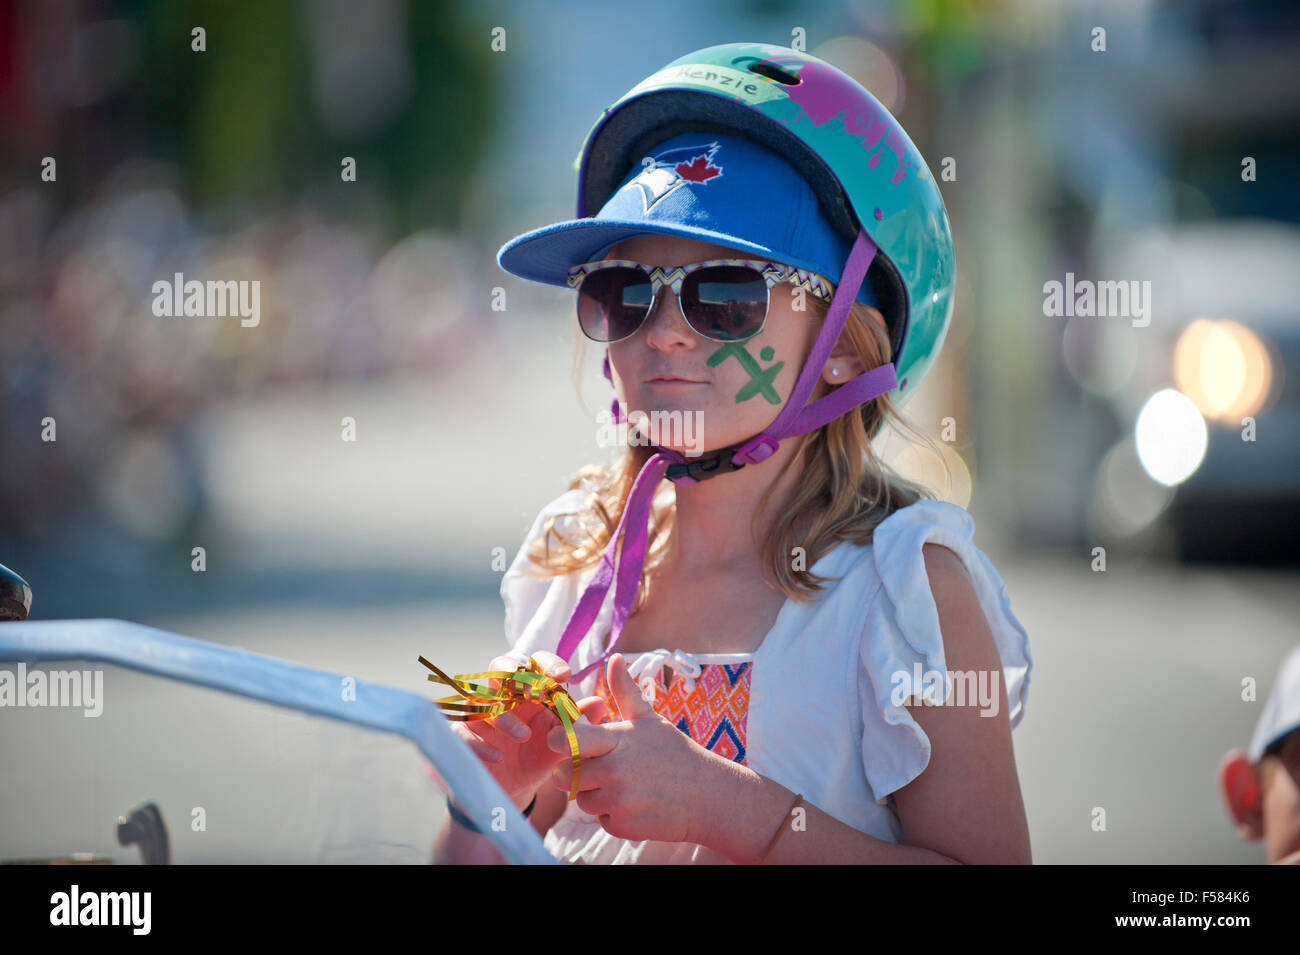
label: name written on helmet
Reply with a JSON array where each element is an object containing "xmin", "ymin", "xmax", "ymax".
[{"xmin": 625, "ymin": 64, "xmax": 781, "ymax": 106}]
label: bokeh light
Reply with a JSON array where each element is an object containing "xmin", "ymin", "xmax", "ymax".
[
  {"xmin": 1088, "ymin": 436, "xmax": 1175, "ymax": 539},
  {"xmin": 1134, "ymin": 388, "xmax": 1208, "ymax": 486},
  {"xmin": 1173, "ymin": 318, "xmax": 1273, "ymax": 424}
]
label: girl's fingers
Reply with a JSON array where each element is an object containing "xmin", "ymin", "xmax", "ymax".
[
  {"xmin": 576, "ymin": 788, "xmax": 611, "ymax": 818},
  {"xmin": 493, "ymin": 709, "xmax": 532, "ymax": 741},
  {"xmin": 575, "ymin": 695, "xmax": 613, "ymax": 726},
  {"xmin": 450, "ymin": 653, "xmax": 569, "ymax": 747},
  {"xmin": 450, "ymin": 721, "xmax": 502, "ymax": 762},
  {"xmin": 468, "ymin": 737, "xmax": 503, "ymax": 762},
  {"xmin": 529, "ymin": 650, "xmax": 572, "ymax": 684},
  {"xmin": 451, "ymin": 701, "xmax": 540, "ymax": 747},
  {"xmin": 487, "ymin": 655, "xmax": 520, "ymax": 694},
  {"xmin": 474, "ymin": 715, "xmax": 524, "ymax": 751}
]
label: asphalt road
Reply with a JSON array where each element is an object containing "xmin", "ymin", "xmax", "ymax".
[{"xmin": 2, "ymin": 556, "xmax": 1294, "ymax": 864}]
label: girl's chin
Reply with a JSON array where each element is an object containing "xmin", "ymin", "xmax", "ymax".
[
  {"xmin": 630, "ymin": 388, "xmax": 708, "ymax": 410},
  {"xmin": 619, "ymin": 392, "xmax": 769, "ymax": 452},
  {"xmin": 625, "ymin": 425, "xmax": 761, "ymax": 459}
]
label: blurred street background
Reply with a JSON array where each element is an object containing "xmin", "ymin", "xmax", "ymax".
[{"xmin": 1, "ymin": 0, "xmax": 1298, "ymax": 863}]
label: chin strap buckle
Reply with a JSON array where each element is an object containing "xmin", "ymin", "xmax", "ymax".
[
  {"xmin": 660, "ymin": 432, "xmax": 782, "ymax": 486},
  {"xmin": 731, "ymin": 433, "xmax": 780, "ymax": 466},
  {"xmin": 663, "ymin": 449, "xmax": 746, "ymax": 486}
]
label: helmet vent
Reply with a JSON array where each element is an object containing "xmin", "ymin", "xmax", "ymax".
[{"xmin": 745, "ymin": 62, "xmax": 799, "ymax": 86}]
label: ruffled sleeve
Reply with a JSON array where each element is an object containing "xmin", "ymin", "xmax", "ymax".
[
  {"xmin": 857, "ymin": 500, "xmax": 1033, "ymax": 803},
  {"xmin": 499, "ymin": 486, "xmax": 591, "ymax": 665}
]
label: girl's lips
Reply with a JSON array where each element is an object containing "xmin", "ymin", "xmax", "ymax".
[{"xmin": 645, "ymin": 376, "xmax": 706, "ymax": 384}]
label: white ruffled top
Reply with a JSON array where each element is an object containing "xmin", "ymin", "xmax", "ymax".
[{"xmin": 501, "ymin": 488, "xmax": 1033, "ymax": 864}]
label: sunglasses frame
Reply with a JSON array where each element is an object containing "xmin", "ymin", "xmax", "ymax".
[{"xmin": 566, "ymin": 258, "xmax": 837, "ymax": 343}]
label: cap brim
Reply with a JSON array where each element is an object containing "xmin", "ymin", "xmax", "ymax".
[
  {"xmin": 1247, "ymin": 645, "xmax": 1300, "ymax": 762},
  {"xmin": 497, "ymin": 218, "xmax": 796, "ymax": 288}
]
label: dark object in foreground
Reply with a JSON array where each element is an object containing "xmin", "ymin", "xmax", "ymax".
[
  {"xmin": 0, "ymin": 562, "xmax": 32, "ymax": 621},
  {"xmin": 117, "ymin": 802, "xmax": 170, "ymax": 865}
]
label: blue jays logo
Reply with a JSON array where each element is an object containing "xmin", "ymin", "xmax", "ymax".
[{"xmin": 627, "ymin": 141, "xmax": 725, "ymax": 214}]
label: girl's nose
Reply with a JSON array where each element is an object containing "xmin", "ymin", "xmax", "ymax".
[{"xmin": 643, "ymin": 286, "xmax": 695, "ymax": 349}]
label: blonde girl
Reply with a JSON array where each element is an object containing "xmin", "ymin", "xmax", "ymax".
[{"xmin": 433, "ymin": 42, "xmax": 1032, "ymax": 865}]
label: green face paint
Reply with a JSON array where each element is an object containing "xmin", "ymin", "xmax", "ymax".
[{"xmin": 706, "ymin": 342, "xmax": 784, "ymax": 405}]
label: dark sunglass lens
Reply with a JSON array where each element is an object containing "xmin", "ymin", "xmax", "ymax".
[
  {"xmin": 576, "ymin": 268, "xmax": 652, "ymax": 341},
  {"xmin": 681, "ymin": 266, "xmax": 767, "ymax": 341}
]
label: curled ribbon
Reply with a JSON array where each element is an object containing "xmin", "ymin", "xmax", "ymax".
[{"xmin": 418, "ymin": 655, "xmax": 583, "ymax": 801}]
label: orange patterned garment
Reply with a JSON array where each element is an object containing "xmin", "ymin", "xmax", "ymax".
[{"xmin": 594, "ymin": 659, "xmax": 753, "ymax": 765}]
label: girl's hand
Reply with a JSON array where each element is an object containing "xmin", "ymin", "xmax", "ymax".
[
  {"xmin": 543, "ymin": 652, "xmax": 727, "ymax": 844},
  {"xmin": 443, "ymin": 651, "xmax": 603, "ymax": 805}
]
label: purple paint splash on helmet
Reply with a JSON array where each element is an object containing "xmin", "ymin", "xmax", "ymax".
[{"xmin": 763, "ymin": 55, "xmax": 916, "ymax": 186}]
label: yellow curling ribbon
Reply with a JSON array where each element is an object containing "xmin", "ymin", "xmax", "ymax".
[{"xmin": 418, "ymin": 655, "xmax": 583, "ymax": 802}]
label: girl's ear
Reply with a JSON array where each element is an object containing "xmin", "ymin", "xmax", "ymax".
[
  {"xmin": 822, "ymin": 349, "xmax": 866, "ymax": 384},
  {"xmin": 863, "ymin": 306, "xmax": 888, "ymax": 339},
  {"xmin": 818, "ymin": 304, "xmax": 888, "ymax": 384}
]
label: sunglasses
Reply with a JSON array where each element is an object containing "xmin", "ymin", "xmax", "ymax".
[{"xmin": 566, "ymin": 258, "xmax": 836, "ymax": 344}]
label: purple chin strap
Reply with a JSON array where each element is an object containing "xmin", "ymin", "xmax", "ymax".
[{"xmin": 557, "ymin": 230, "xmax": 896, "ymax": 682}]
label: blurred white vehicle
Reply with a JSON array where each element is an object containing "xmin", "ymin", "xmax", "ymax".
[{"xmin": 1089, "ymin": 220, "xmax": 1299, "ymax": 562}]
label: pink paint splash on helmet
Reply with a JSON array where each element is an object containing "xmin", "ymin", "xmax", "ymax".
[{"xmin": 770, "ymin": 55, "xmax": 917, "ymax": 185}]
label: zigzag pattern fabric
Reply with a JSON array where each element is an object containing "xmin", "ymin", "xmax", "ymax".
[
  {"xmin": 595, "ymin": 660, "xmax": 752, "ymax": 765},
  {"xmin": 565, "ymin": 258, "xmax": 836, "ymax": 302}
]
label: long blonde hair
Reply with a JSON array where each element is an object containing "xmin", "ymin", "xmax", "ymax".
[{"xmin": 527, "ymin": 294, "xmax": 938, "ymax": 608}]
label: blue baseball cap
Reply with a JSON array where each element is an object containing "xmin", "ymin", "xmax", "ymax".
[
  {"xmin": 497, "ymin": 130, "xmax": 876, "ymax": 307},
  {"xmin": 1249, "ymin": 643, "xmax": 1300, "ymax": 762}
]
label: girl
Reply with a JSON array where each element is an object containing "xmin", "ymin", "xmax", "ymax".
[{"xmin": 432, "ymin": 42, "xmax": 1033, "ymax": 864}]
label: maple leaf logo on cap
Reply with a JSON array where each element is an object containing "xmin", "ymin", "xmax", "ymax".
[
  {"xmin": 675, "ymin": 155, "xmax": 723, "ymax": 183},
  {"xmin": 627, "ymin": 141, "xmax": 725, "ymax": 214}
]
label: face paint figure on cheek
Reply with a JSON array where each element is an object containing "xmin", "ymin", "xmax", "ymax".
[{"xmin": 706, "ymin": 341, "xmax": 785, "ymax": 405}]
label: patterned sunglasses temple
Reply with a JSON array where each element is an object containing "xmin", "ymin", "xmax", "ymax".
[{"xmin": 565, "ymin": 258, "xmax": 838, "ymax": 302}]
